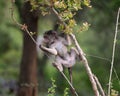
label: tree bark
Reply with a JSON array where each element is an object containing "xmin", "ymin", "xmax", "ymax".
[{"xmin": 17, "ymin": 2, "xmax": 38, "ymax": 96}]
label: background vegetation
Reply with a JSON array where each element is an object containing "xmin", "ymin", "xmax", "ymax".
[{"xmin": 0, "ymin": 0, "xmax": 120, "ymax": 96}]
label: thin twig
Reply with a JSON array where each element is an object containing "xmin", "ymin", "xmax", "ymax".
[
  {"xmin": 93, "ymin": 75, "xmax": 105, "ymax": 96},
  {"xmin": 60, "ymin": 71, "xmax": 79, "ymax": 96},
  {"xmin": 113, "ymin": 68, "xmax": 120, "ymax": 85},
  {"xmin": 108, "ymin": 8, "xmax": 120, "ymax": 96},
  {"xmin": 86, "ymin": 54, "xmax": 111, "ymax": 62},
  {"xmin": 11, "ymin": 0, "xmax": 39, "ymax": 46},
  {"xmin": 10, "ymin": 0, "xmax": 22, "ymax": 27}
]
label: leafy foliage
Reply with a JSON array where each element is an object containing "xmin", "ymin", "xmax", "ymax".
[
  {"xmin": 63, "ymin": 88, "xmax": 69, "ymax": 96},
  {"xmin": 47, "ymin": 78, "xmax": 70, "ymax": 96},
  {"xmin": 111, "ymin": 89, "xmax": 119, "ymax": 96},
  {"xmin": 47, "ymin": 78, "xmax": 57, "ymax": 96},
  {"xmin": 29, "ymin": 0, "xmax": 91, "ymax": 33}
]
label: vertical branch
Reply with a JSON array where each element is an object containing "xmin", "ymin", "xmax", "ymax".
[
  {"xmin": 11, "ymin": 0, "xmax": 22, "ymax": 27},
  {"xmin": 108, "ymin": 8, "xmax": 120, "ymax": 96}
]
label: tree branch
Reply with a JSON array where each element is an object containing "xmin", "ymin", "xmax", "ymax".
[
  {"xmin": 70, "ymin": 33, "xmax": 100, "ymax": 96},
  {"xmin": 108, "ymin": 7, "xmax": 120, "ymax": 96}
]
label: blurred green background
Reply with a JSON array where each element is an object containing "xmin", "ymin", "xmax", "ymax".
[{"xmin": 0, "ymin": 0, "xmax": 120, "ymax": 96}]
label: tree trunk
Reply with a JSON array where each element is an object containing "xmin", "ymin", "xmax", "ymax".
[{"xmin": 17, "ymin": 1, "xmax": 38, "ymax": 96}]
